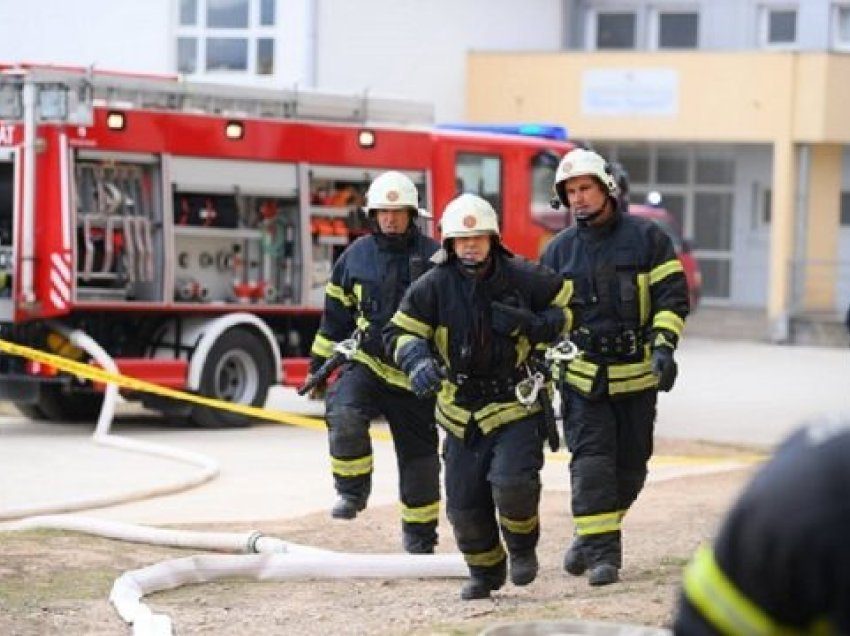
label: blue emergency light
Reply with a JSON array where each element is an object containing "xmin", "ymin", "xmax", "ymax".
[{"xmin": 437, "ymin": 123, "xmax": 568, "ymax": 141}]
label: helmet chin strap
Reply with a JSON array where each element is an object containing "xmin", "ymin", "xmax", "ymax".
[
  {"xmin": 458, "ymin": 254, "xmax": 492, "ymax": 275},
  {"xmin": 575, "ymin": 208, "xmax": 603, "ymax": 227}
]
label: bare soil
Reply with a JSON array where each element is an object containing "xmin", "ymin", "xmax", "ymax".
[{"xmin": 0, "ymin": 439, "xmax": 759, "ymax": 636}]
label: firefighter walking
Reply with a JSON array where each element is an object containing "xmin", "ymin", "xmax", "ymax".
[
  {"xmin": 541, "ymin": 148, "xmax": 689, "ymax": 586},
  {"xmin": 307, "ymin": 171, "xmax": 441, "ymax": 554},
  {"xmin": 384, "ymin": 193, "xmax": 572, "ymax": 599},
  {"xmin": 675, "ymin": 417, "xmax": 850, "ymax": 634}
]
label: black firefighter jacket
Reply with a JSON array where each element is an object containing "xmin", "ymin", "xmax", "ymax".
[
  {"xmin": 540, "ymin": 208, "xmax": 689, "ymax": 398},
  {"xmin": 309, "ymin": 228, "xmax": 440, "ymax": 391},
  {"xmin": 384, "ymin": 249, "xmax": 572, "ymax": 440}
]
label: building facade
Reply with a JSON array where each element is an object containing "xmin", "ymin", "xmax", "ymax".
[
  {"xmin": 470, "ymin": 0, "xmax": 850, "ymax": 339},
  {"xmin": 1, "ymin": 0, "xmax": 848, "ymax": 339}
]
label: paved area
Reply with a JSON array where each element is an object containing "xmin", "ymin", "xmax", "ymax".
[{"xmin": 0, "ymin": 337, "xmax": 846, "ymax": 527}]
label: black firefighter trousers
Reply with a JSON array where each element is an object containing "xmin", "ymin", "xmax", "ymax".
[
  {"xmin": 325, "ymin": 362, "xmax": 440, "ymax": 548},
  {"xmin": 444, "ymin": 414, "xmax": 545, "ymax": 582},
  {"xmin": 562, "ymin": 389, "xmax": 657, "ymax": 568}
]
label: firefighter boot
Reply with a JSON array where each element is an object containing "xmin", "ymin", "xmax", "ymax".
[
  {"xmin": 509, "ymin": 550, "xmax": 539, "ymax": 586},
  {"xmin": 563, "ymin": 538, "xmax": 587, "ymax": 576},
  {"xmin": 460, "ymin": 561, "xmax": 507, "ymax": 601},
  {"xmin": 403, "ymin": 531, "xmax": 437, "ymax": 554},
  {"xmin": 331, "ymin": 496, "xmax": 366, "ymax": 520},
  {"xmin": 588, "ymin": 563, "xmax": 619, "ymax": 587}
]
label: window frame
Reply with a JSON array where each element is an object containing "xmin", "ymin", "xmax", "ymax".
[
  {"xmin": 648, "ymin": 5, "xmax": 700, "ymax": 50},
  {"xmin": 758, "ymin": 3, "xmax": 799, "ymax": 49},
  {"xmin": 174, "ymin": 0, "xmax": 278, "ymax": 77},
  {"xmin": 586, "ymin": 7, "xmax": 638, "ymax": 50},
  {"xmin": 831, "ymin": 2, "xmax": 850, "ymax": 51}
]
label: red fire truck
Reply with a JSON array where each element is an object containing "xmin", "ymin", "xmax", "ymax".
[{"xmin": 0, "ymin": 63, "xmax": 572, "ymax": 427}]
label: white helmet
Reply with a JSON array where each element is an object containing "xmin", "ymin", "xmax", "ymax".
[
  {"xmin": 365, "ymin": 171, "xmax": 421, "ymax": 215},
  {"xmin": 553, "ymin": 148, "xmax": 618, "ymax": 207},
  {"xmin": 440, "ymin": 193, "xmax": 500, "ymax": 246}
]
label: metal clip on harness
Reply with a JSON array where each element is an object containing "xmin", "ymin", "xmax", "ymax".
[{"xmin": 515, "ymin": 339, "xmax": 579, "ymax": 407}]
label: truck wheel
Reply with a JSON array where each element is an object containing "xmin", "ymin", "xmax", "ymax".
[
  {"xmin": 37, "ymin": 385, "xmax": 105, "ymax": 422},
  {"xmin": 12, "ymin": 402, "xmax": 47, "ymax": 420},
  {"xmin": 191, "ymin": 328, "xmax": 274, "ymax": 429}
]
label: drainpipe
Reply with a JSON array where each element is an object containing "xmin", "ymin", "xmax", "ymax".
[{"xmin": 20, "ymin": 79, "xmax": 36, "ymax": 306}]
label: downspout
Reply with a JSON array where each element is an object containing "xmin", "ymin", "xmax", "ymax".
[
  {"xmin": 792, "ymin": 143, "xmax": 811, "ymax": 317},
  {"xmin": 20, "ymin": 79, "xmax": 36, "ymax": 306}
]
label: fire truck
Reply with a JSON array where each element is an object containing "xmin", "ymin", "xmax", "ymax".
[{"xmin": 0, "ymin": 63, "xmax": 572, "ymax": 427}]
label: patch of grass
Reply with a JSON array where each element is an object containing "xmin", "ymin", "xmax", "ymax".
[{"xmin": 0, "ymin": 568, "xmax": 116, "ymax": 609}]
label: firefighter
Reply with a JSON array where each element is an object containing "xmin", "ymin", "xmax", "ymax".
[
  {"xmin": 306, "ymin": 170, "xmax": 442, "ymax": 554},
  {"xmin": 540, "ymin": 148, "xmax": 689, "ymax": 586},
  {"xmin": 674, "ymin": 417, "xmax": 850, "ymax": 634},
  {"xmin": 384, "ymin": 193, "xmax": 572, "ymax": 599}
]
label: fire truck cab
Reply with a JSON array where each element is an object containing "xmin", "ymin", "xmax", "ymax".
[{"xmin": 0, "ymin": 64, "xmax": 572, "ymax": 427}]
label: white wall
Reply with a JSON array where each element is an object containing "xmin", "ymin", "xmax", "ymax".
[
  {"xmin": 315, "ymin": 0, "xmax": 563, "ymax": 122},
  {"xmin": 0, "ymin": 0, "xmax": 174, "ymax": 74}
]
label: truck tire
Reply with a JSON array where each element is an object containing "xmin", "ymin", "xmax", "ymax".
[
  {"xmin": 191, "ymin": 327, "xmax": 274, "ymax": 429},
  {"xmin": 37, "ymin": 384, "xmax": 105, "ymax": 422},
  {"xmin": 12, "ymin": 402, "xmax": 48, "ymax": 420}
]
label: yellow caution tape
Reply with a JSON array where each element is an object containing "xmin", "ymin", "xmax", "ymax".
[
  {"xmin": 0, "ymin": 337, "xmax": 367, "ymax": 435},
  {"xmin": 0, "ymin": 338, "xmax": 762, "ymax": 457}
]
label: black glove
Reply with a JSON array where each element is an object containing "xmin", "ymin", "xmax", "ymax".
[
  {"xmin": 651, "ymin": 347, "xmax": 677, "ymax": 392},
  {"xmin": 304, "ymin": 355, "xmax": 329, "ymax": 399},
  {"xmin": 492, "ymin": 302, "xmax": 565, "ymax": 342},
  {"xmin": 491, "ymin": 301, "xmax": 536, "ymax": 336},
  {"xmin": 409, "ymin": 357, "xmax": 444, "ymax": 398}
]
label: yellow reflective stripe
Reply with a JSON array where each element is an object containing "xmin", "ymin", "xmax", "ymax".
[
  {"xmin": 574, "ymin": 511, "xmax": 621, "ymax": 536},
  {"xmin": 310, "ymin": 333, "xmax": 336, "ymax": 358},
  {"xmin": 435, "ymin": 326, "xmax": 449, "ymax": 361},
  {"xmin": 465, "ymin": 544, "xmax": 506, "ymax": 567},
  {"xmin": 515, "ymin": 336, "xmax": 531, "ymax": 363},
  {"xmin": 684, "ymin": 545, "xmax": 807, "ymax": 636},
  {"xmin": 355, "ymin": 315, "xmax": 370, "ymax": 331},
  {"xmin": 552, "ymin": 279, "xmax": 573, "ymax": 306},
  {"xmin": 435, "ymin": 406, "xmax": 466, "ymax": 439},
  {"xmin": 607, "ymin": 356, "xmax": 652, "ymax": 379},
  {"xmin": 566, "ymin": 371, "xmax": 594, "ymax": 393},
  {"xmin": 649, "ymin": 258, "xmax": 683, "ymax": 285},
  {"xmin": 569, "ymin": 357, "xmax": 598, "ymax": 376},
  {"xmin": 393, "ymin": 333, "xmax": 418, "ymax": 362},
  {"xmin": 326, "ymin": 282, "xmax": 355, "ymax": 307},
  {"xmin": 654, "ymin": 310, "xmax": 685, "ymax": 337},
  {"xmin": 609, "ymin": 373, "xmax": 657, "ymax": 395},
  {"xmin": 331, "ymin": 455, "xmax": 373, "ymax": 477},
  {"xmin": 391, "ymin": 311, "xmax": 434, "ymax": 339},
  {"xmin": 353, "ymin": 283, "xmax": 363, "ymax": 303},
  {"xmin": 351, "ymin": 351, "xmax": 413, "ymax": 390},
  {"xmin": 499, "ymin": 513, "xmax": 539, "ymax": 535},
  {"xmin": 401, "ymin": 501, "xmax": 440, "ymax": 524},
  {"xmin": 637, "ymin": 272, "xmax": 650, "ymax": 326},
  {"xmin": 477, "ymin": 401, "xmax": 539, "ymax": 434}
]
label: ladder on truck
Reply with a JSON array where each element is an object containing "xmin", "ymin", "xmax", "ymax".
[{"xmin": 0, "ymin": 63, "xmax": 435, "ymax": 126}]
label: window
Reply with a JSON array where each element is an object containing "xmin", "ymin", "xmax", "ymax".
[
  {"xmin": 175, "ymin": 0, "xmax": 278, "ymax": 77},
  {"xmin": 841, "ymin": 192, "xmax": 850, "ymax": 226},
  {"xmin": 207, "ymin": 0, "xmax": 249, "ymax": 28},
  {"xmin": 594, "ymin": 12, "xmax": 637, "ymax": 49},
  {"xmin": 760, "ymin": 6, "xmax": 797, "ymax": 47},
  {"xmin": 260, "ymin": 0, "xmax": 275, "ymax": 26},
  {"xmin": 832, "ymin": 4, "xmax": 850, "ymax": 49},
  {"xmin": 206, "ymin": 38, "xmax": 248, "ymax": 72},
  {"xmin": 455, "ymin": 153, "xmax": 503, "ymax": 223},
  {"xmin": 656, "ymin": 11, "xmax": 699, "ymax": 49},
  {"xmin": 177, "ymin": 38, "xmax": 198, "ymax": 73},
  {"xmin": 657, "ymin": 147, "xmax": 689, "ymax": 185},
  {"xmin": 180, "ymin": 0, "xmax": 197, "ymax": 26},
  {"xmin": 257, "ymin": 38, "xmax": 274, "ymax": 75}
]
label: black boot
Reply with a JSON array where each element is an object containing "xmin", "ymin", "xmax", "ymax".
[
  {"xmin": 509, "ymin": 550, "xmax": 539, "ymax": 586},
  {"xmin": 460, "ymin": 562, "xmax": 506, "ymax": 600},
  {"xmin": 330, "ymin": 496, "xmax": 365, "ymax": 520},
  {"xmin": 403, "ymin": 531, "xmax": 437, "ymax": 554},
  {"xmin": 588, "ymin": 563, "xmax": 619, "ymax": 586},
  {"xmin": 563, "ymin": 538, "xmax": 587, "ymax": 576}
]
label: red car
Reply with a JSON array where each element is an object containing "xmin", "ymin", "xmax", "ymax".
[{"xmin": 629, "ymin": 204, "xmax": 702, "ymax": 310}]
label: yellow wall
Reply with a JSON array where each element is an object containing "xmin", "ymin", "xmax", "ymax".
[
  {"xmin": 467, "ymin": 52, "xmax": 850, "ymax": 143},
  {"xmin": 467, "ymin": 51, "xmax": 849, "ymax": 325},
  {"xmin": 804, "ymin": 145, "xmax": 842, "ymax": 309}
]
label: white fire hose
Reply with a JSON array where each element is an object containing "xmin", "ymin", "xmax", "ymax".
[{"xmin": 4, "ymin": 324, "xmax": 466, "ymax": 636}]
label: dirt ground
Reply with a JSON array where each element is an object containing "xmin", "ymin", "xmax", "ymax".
[{"xmin": 0, "ymin": 439, "xmax": 760, "ymax": 636}]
